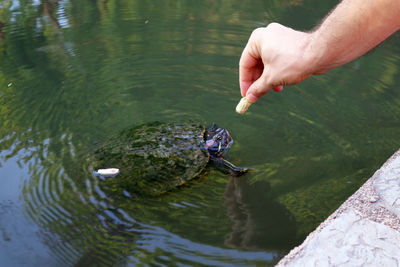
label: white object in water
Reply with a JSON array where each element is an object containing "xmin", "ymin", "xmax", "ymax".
[{"xmin": 95, "ymin": 168, "xmax": 120, "ymax": 177}]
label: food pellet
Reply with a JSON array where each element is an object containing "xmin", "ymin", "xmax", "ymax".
[{"xmin": 235, "ymin": 97, "xmax": 253, "ymax": 114}]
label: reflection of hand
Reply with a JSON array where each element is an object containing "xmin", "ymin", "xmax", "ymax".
[{"xmin": 239, "ymin": 23, "xmax": 316, "ymax": 103}]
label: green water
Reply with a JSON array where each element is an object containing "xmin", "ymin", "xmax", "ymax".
[{"xmin": 1, "ymin": 0, "xmax": 400, "ymax": 266}]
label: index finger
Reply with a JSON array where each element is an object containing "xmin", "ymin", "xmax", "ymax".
[{"xmin": 239, "ymin": 44, "xmax": 260, "ymax": 97}]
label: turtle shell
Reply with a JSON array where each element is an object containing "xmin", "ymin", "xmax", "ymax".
[{"xmin": 91, "ymin": 122, "xmax": 210, "ymax": 197}]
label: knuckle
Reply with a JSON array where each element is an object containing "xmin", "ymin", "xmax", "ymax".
[
  {"xmin": 266, "ymin": 22, "xmax": 279, "ymax": 28},
  {"xmin": 251, "ymin": 27, "xmax": 264, "ymax": 36},
  {"xmin": 266, "ymin": 22, "xmax": 283, "ymax": 32}
]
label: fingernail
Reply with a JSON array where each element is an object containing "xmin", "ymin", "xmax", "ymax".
[
  {"xmin": 245, "ymin": 93, "xmax": 258, "ymax": 103},
  {"xmin": 273, "ymin": 85, "xmax": 283, "ymax": 92}
]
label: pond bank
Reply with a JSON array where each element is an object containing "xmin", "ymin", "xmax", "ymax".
[{"xmin": 277, "ymin": 149, "xmax": 400, "ymax": 266}]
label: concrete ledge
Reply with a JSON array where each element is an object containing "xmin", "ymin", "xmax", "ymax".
[{"xmin": 277, "ymin": 149, "xmax": 400, "ymax": 266}]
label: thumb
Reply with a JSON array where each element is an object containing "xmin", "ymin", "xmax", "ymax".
[{"xmin": 245, "ymin": 74, "xmax": 271, "ymax": 103}]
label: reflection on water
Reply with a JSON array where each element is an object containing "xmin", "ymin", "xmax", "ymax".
[
  {"xmin": 1, "ymin": 0, "xmax": 400, "ymax": 265},
  {"xmin": 224, "ymin": 177, "xmax": 297, "ymax": 251},
  {"xmin": 22, "ymin": 148, "xmax": 279, "ymax": 265}
]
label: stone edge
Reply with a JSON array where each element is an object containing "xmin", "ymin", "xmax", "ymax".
[{"xmin": 276, "ymin": 149, "xmax": 400, "ymax": 266}]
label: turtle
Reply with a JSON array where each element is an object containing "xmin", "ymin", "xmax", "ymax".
[{"xmin": 91, "ymin": 122, "xmax": 248, "ymax": 197}]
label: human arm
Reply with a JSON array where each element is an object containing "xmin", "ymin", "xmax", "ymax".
[{"xmin": 239, "ymin": 0, "xmax": 400, "ymax": 103}]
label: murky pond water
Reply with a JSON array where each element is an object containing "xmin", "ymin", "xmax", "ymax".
[{"xmin": 1, "ymin": 0, "xmax": 400, "ymax": 266}]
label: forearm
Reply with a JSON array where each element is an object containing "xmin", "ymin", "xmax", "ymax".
[{"xmin": 307, "ymin": 0, "xmax": 400, "ymax": 73}]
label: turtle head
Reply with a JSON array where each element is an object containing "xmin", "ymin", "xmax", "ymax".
[{"xmin": 204, "ymin": 124, "xmax": 233, "ymax": 158}]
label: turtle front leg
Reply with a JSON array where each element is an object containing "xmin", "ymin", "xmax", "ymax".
[{"xmin": 210, "ymin": 157, "xmax": 248, "ymax": 176}]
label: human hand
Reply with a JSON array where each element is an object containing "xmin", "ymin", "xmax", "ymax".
[{"xmin": 239, "ymin": 23, "xmax": 321, "ymax": 103}]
